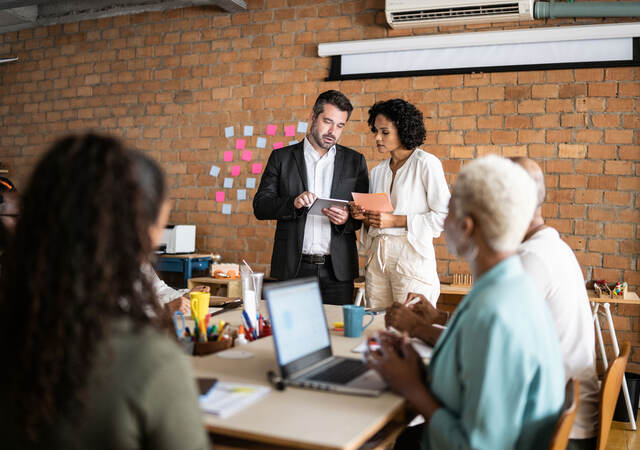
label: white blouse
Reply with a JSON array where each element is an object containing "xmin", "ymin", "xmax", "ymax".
[{"xmin": 361, "ymin": 149, "xmax": 450, "ymax": 258}]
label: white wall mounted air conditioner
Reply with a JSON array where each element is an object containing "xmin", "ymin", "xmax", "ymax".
[{"xmin": 385, "ymin": 0, "xmax": 534, "ymax": 29}]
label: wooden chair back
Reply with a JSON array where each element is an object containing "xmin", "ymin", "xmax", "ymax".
[
  {"xmin": 548, "ymin": 378, "xmax": 579, "ymax": 450},
  {"xmin": 597, "ymin": 342, "xmax": 630, "ymax": 450}
]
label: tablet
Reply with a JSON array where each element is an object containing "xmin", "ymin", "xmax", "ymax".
[{"xmin": 307, "ymin": 197, "xmax": 349, "ymax": 216}]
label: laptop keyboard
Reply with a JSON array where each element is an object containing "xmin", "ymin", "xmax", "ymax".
[{"xmin": 308, "ymin": 359, "xmax": 369, "ymax": 384}]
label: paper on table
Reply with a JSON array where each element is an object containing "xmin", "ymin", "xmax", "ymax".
[
  {"xmin": 307, "ymin": 197, "xmax": 349, "ymax": 216},
  {"xmin": 351, "ymin": 338, "xmax": 433, "ymax": 360},
  {"xmin": 351, "ymin": 192, "xmax": 394, "ymax": 213},
  {"xmin": 200, "ymin": 382, "xmax": 270, "ymax": 418}
]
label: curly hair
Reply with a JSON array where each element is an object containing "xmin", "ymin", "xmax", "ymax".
[
  {"xmin": 367, "ymin": 99, "xmax": 426, "ymax": 151},
  {"xmin": 0, "ymin": 133, "xmax": 167, "ymax": 446}
]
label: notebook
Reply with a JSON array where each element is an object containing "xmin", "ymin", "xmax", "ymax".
[{"xmin": 264, "ymin": 277, "xmax": 387, "ymax": 396}]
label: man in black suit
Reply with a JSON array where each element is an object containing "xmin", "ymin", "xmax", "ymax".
[{"xmin": 253, "ymin": 90, "xmax": 369, "ymax": 305}]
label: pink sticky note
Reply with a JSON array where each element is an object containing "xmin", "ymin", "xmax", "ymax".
[
  {"xmin": 235, "ymin": 139, "xmax": 246, "ymax": 150},
  {"xmin": 284, "ymin": 125, "xmax": 295, "ymax": 137},
  {"xmin": 251, "ymin": 163, "xmax": 263, "ymax": 174},
  {"xmin": 273, "ymin": 141, "xmax": 283, "ymax": 149},
  {"xmin": 215, "ymin": 191, "xmax": 225, "ymax": 202},
  {"xmin": 231, "ymin": 165, "xmax": 241, "ymax": 176},
  {"xmin": 223, "ymin": 151, "xmax": 233, "ymax": 162},
  {"xmin": 266, "ymin": 124, "xmax": 277, "ymax": 135},
  {"xmin": 241, "ymin": 150, "xmax": 253, "ymax": 161}
]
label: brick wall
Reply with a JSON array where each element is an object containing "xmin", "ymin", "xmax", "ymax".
[{"xmin": 0, "ymin": 0, "xmax": 638, "ymax": 369}]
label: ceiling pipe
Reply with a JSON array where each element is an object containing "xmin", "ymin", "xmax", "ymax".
[{"xmin": 535, "ymin": 1, "xmax": 640, "ymax": 19}]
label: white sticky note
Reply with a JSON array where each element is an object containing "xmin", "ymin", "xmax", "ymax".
[
  {"xmin": 243, "ymin": 125, "xmax": 253, "ymax": 136},
  {"xmin": 289, "ymin": 140, "xmax": 298, "ymax": 146},
  {"xmin": 223, "ymin": 177, "xmax": 233, "ymax": 188},
  {"xmin": 222, "ymin": 204, "xmax": 232, "ymax": 215},
  {"xmin": 209, "ymin": 165, "xmax": 221, "ymax": 177},
  {"xmin": 237, "ymin": 189, "xmax": 247, "ymax": 201},
  {"xmin": 297, "ymin": 121, "xmax": 308, "ymax": 133},
  {"xmin": 246, "ymin": 178, "xmax": 256, "ymax": 189},
  {"xmin": 256, "ymin": 137, "xmax": 266, "ymax": 148},
  {"xmin": 224, "ymin": 126, "xmax": 234, "ymax": 138}
]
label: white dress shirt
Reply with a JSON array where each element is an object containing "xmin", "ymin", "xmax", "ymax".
[
  {"xmin": 518, "ymin": 227, "xmax": 599, "ymax": 439},
  {"xmin": 302, "ymin": 137, "xmax": 335, "ymax": 255},
  {"xmin": 143, "ymin": 263, "xmax": 188, "ymax": 305}
]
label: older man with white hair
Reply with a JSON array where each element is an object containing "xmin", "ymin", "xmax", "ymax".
[
  {"xmin": 513, "ymin": 157, "xmax": 599, "ymax": 450},
  {"xmin": 369, "ymin": 155, "xmax": 565, "ymax": 450}
]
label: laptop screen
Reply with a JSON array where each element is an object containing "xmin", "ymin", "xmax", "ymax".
[{"xmin": 266, "ymin": 278, "xmax": 331, "ymax": 366}]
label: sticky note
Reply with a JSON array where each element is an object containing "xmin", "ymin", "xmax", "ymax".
[
  {"xmin": 235, "ymin": 139, "xmax": 246, "ymax": 150},
  {"xmin": 224, "ymin": 126, "xmax": 234, "ymax": 138},
  {"xmin": 297, "ymin": 121, "xmax": 308, "ymax": 133},
  {"xmin": 215, "ymin": 191, "xmax": 225, "ymax": 202},
  {"xmin": 256, "ymin": 137, "xmax": 266, "ymax": 148},
  {"xmin": 231, "ymin": 165, "xmax": 241, "ymax": 176},
  {"xmin": 284, "ymin": 125, "xmax": 295, "ymax": 137},
  {"xmin": 251, "ymin": 163, "xmax": 262, "ymax": 174},
  {"xmin": 273, "ymin": 142, "xmax": 283, "ymax": 149},
  {"xmin": 266, "ymin": 124, "xmax": 277, "ymax": 135},
  {"xmin": 241, "ymin": 150, "xmax": 253, "ymax": 161},
  {"xmin": 223, "ymin": 177, "xmax": 233, "ymax": 188},
  {"xmin": 223, "ymin": 151, "xmax": 233, "ymax": 162},
  {"xmin": 237, "ymin": 189, "xmax": 247, "ymax": 201},
  {"xmin": 243, "ymin": 125, "xmax": 253, "ymax": 136},
  {"xmin": 222, "ymin": 204, "xmax": 231, "ymax": 215},
  {"xmin": 246, "ymin": 178, "xmax": 256, "ymax": 189},
  {"xmin": 289, "ymin": 140, "xmax": 298, "ymax": 146},
  {"xmin": 209, "ymin": 165, "xmax": 220, "ymax": 177}
]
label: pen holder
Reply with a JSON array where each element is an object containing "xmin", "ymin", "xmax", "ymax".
[{"xmin": 193, "ymin": 338, "xmax": 234, "ymax": 356}]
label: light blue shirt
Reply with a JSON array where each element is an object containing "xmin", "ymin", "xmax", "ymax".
[{"xmin": 424, "ymin": 256, "xmax": 565, "ymax": 450}]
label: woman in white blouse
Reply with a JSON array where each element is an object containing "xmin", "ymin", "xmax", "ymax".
[{"xmin": 352, "ymin": 99, "xmax": 450, "ymax": 307}]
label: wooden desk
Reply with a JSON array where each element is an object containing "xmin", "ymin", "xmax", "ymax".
[
  {"xmin": 191, "ymin": 305, "xmax": 408, "ymax": 450},
  {"xmin": 588, "ymin": 289, "xmax": 639, "ymax": 429},
  {"xmin": 440, "ymin": 283, "xmax": 471, "ymax": 297},
  {"xmin": 158, "ymin": 253, "xmax": 213, "ymax": 288}
]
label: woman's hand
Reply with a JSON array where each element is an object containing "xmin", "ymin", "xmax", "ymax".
[
  {"xmin": 385, "ymin": 302, "xmax": 423, "ymax": 337},
  {"xmin": 190, "ymin": 285, "xmax": 210, "ymax": 294},
  {"xmin": 364, "ymin": 211, "xmax": 406, "ymax": 229},
  {"xmin": 367, "ymin": 332, "xmax": 425, "ymax": 398},
  {"xmin": 349, "ymin": 201, "xmax": 366, "ymax": 220}
]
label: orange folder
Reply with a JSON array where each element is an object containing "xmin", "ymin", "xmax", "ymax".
[{"xmin": 351, "ymin": 192, "xmax": 394, "ymax": 212}]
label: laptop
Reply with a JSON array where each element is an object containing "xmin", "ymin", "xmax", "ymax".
[{"xmin": 264, "ymin": 277, "xmax": 387, "ymax": 396}]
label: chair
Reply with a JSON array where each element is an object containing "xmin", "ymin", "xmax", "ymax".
[
  {"xmin": 597, "ymin": 341, "xmax": 631, "ymax": 450},
  {"xmin": 548, "ymin": 378, "xmax": 579, "ymax": 450}
]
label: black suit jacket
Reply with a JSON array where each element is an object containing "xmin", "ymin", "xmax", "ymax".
[{"xmin": 253, "ymin": 141, "xmax": 369, "ymax": 281}]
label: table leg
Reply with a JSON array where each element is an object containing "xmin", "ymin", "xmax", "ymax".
[
  {"xmin": 602, "ymin": 303, "xmax": 637, "ymax": 430},
  {"xmin": 185, "ymin": 259, "xmax": 192, "ymax": 289},
  {"xmin": 592, "ymin": 303, "xmax": 609, "ymax": 370}
]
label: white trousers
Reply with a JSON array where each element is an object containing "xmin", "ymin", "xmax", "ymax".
[{"xmin": 364, "ymin": 234, "xmax": 439, "ymax": 308}]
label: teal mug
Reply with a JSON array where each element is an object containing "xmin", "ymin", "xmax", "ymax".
[{"xmin": 343, "ymin": 305, "xmax": 375, "ymax": 338}]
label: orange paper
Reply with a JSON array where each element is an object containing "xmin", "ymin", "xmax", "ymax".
[{"xmin": 351, "ymin": 192, "xmax": 394, "ymax": 212}]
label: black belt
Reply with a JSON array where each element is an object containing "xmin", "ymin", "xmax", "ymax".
[{"xmin": 301, "ymin": 254, "xmax": 330, "ymax": 264}]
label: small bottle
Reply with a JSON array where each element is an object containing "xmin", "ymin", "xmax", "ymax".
[{"xmin": 236, "ymin": 325, "xmax": 248, "ymax": 345}]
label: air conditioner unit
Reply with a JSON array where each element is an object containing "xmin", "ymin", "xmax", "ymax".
[{"xmin": 385, "ymin": 0, "xmax": 534, "ymax": 29}]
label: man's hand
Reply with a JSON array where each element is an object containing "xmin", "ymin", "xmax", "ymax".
[
  {"xmin": 322, "ymin": 205, "xmax": 349, "ymax": 225},
  {"xmin": 405, "ymin": 293, "xmax": 448, "ymax": 326},
  {"xmin": 166, "ymin": 295, "xmax": 190, "ymax": 315},
  {"xmin": 385, "ymin": 302, "xmax": 423, "ymax": 336},
  {"xmin": 364, "ymin": 211, "xmax": 405, "ymax": 229},
  {"xmin": 294, "ymin": 191, "xmax": 317, "ymax": 209}
]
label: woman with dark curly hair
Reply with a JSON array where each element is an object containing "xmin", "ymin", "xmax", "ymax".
[
  {"xmin": 0, "ymin": 133, "xmax": 208, "ymax": 449},
  {"xmin": 352, "ymin": 99, "xmax": 450, "ymax": 308}
]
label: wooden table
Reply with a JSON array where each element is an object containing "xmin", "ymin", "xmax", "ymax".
[
  {"xmin": 190, "ymin": 304, "xmax": 408, "ymax": 449},
  {"xmin": 588, "ymin": 289, "xmax": 639, "ymax": 429}
]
